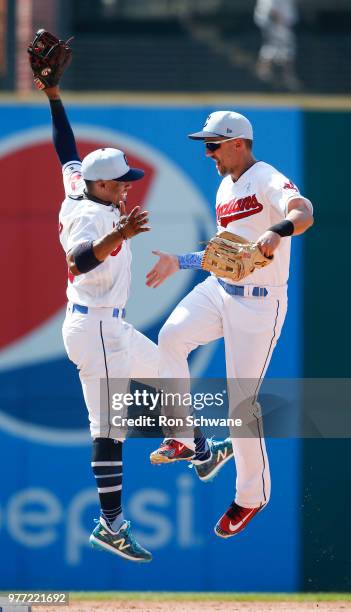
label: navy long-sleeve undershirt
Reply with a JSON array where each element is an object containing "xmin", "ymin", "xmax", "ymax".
[{"xmin": 49, "ymin": 99, "xmax": 80, "ymax": 166}]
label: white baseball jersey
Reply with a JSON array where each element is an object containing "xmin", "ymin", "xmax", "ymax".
[
  {"xmin": 216, "ymin": 161, "xmax": 311, "ymax": 287},
  {"xmin": 59, "ymin": 161, "xmax": 132, "ymax": 307}
]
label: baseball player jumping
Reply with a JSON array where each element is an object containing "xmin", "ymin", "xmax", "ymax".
[
  {"xmin": 147, "ymin": 111, "xmax": 314, "ymax": 537},
  {"xmin": 28, "ymin": 31, "xmax": 159, "ymax": 562}
]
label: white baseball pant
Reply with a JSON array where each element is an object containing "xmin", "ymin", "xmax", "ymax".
[
  {"xmin": 158, "ymin": 275, "xmax": 287, "ymax": 508},
  {"xmin": 62, "ymin": 304, "xmax": 159, "ymax": 439}
]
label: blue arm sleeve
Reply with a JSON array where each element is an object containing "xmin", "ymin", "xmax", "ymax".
[
  {"xmin": 49, "ymin": 99, "xmax": 80, "ymax": 166},
  {"xmin": 177, "ymin": 251, "xmax": 204, "ymax": 270}
]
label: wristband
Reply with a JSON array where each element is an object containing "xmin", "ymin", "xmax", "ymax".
[
  {"xmin": 268, "ymin": 220, "xmax": 294, "ymax": 237},
  {"xmin": 177, "ymin": 251, "xmax": 204, "ymax": 270},
  {"xmin": 72, "ymin": 241, "xmax": 102, "ymax": 273}
]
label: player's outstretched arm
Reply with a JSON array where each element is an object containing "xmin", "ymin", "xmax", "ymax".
[
  {"xmin": 146, "ymin": 250, "xmax": 205, "ymax": 288},
  {"xmin": 44, "ymin": 86, "xmax": 81, "ymax": 166},
  {"xmin": 28, "ymin": 29, "xmax": 79, "ymax": 166},
  {"xmin": 146, "ymin": 252, "xmax": 179, "ymax": 288}
]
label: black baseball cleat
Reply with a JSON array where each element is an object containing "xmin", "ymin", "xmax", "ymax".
[
  {"xmin": 150, "ymin": 439, "xmax": 195, "ymax": 464},
  {"xmin": 192, "ymin": 437, "xmax": 233, "ymax": 482},
  {"xmin": 214, "ymin": 501, "xmax": 265, "ymax": 538}
]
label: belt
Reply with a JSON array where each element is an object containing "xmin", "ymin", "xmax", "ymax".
[
  {"xmin": 72, "ymin": 303, "xmax": 126, "ymax": 318},
  {"xmin": 218, "ymin": 278, "xmax": 268, "ymax": 298}
]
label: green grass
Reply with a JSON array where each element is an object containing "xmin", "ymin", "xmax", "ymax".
[{"xmin": 70, "ymin": 592, "xmax": 351, "ymax": 602}]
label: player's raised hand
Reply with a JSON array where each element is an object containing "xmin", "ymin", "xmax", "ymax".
[
  {"xmin": 256, "ymin": 230, "xmax": 281, "ymax": 258},
  {"xmin": 146, "ymin": 251, "xmax": 180, "ymax": 288},
  {"xmin": 28, "ymin": 29, "xmax": 73, "ymax": 91},
  {"xmin": 117, "ymin": 205, "xmax": 150, "ymax": 239}
]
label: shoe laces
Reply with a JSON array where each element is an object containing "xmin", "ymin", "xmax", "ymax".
[
  {"xmin": 165, "ymin": 439, "xmax": 178, "ymax": 449},
  {"xmin": 120, "ymin": 521, "xmax": 143, "ymax": 550},
  {"xmin": 119, "ymin": 519, "xmax": 131, "ymax": 534},
  {"xmin": 160, "ymin": 438, "xmax": 173, "ymax": 448},
  {"xmin": 226, "ymin": 502, "xmax": 249, "ymax": 520},
  {"xmin": 208, "ymin": 437, "xmax": 228, "ymax": 452},
  {"xmin": 95, "ymin": 516, "xmax": 124, "ymax": 534},
  {"xmin": 211, "ymin": 437, "xmax": 231, "ymax": 451}
]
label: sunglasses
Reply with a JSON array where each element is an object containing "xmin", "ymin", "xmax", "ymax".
[{"xmin": 205, "ymin": 137, "xmax": 239, "ymax": 152}]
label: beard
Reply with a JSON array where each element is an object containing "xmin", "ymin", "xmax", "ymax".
[{"xmin": 216, "ymin": 162, "xmax": 229, "ymax": 177}]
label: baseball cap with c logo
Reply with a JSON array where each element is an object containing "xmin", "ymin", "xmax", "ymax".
[{"xmin": 81, "ymin": 147, "xmax": 145, "ymax": 181}]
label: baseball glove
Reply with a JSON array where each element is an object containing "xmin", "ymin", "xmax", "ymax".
[
  {"xmin": 28, "ymin": 29, "xmax": 73, "ymax": 90},
  {"xmin": 201, "ymin": 231, "xmax": 273, "ymax": 282}
]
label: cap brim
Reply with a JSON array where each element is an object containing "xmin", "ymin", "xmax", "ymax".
[
  {"xmin": 188, "ymin": 130, "xmax": 222, "ymax": 140},
  {"xmin": 115, "ymin": 168, "xmax": 145, "ymax": 181}
]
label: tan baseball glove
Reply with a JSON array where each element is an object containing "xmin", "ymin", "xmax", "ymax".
[{"xmin": 201, "ymin": 231, "xmax": 273, "ymax": 282}]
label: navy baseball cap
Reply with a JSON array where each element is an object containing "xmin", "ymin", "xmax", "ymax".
[
  {"xmin": 81, "ymin": 148, "xmax": 145, "ymax": 181},
  {"xmin": 189, "ymin": 111, "xmax": 253, "ymax": 140}
]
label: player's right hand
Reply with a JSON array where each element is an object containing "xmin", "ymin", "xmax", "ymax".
[
  {"xmin": 117, "ymin": 205, "xmax": 150, "ymax": 239},
  {"xmin": 146, "ymin": 251, "xmax": 180, "ymax": 288},
  {"xmin": 256, "ymin": 230, "xmax": 281, "ymax": 258}
]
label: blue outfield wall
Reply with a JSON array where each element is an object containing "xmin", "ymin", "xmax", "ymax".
[{"xmin": 0, "ymin": 104, "xmax": 303, "ymax": 591}]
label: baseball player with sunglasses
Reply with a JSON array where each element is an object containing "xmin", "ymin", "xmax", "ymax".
[{"xmin": 147, "ymin": 111, "xmax": 314, "ymax": 538}]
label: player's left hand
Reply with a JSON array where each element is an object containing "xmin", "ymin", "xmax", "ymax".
[
  {"xmin": 256, "ymin": 230, "xmax": 281, "ymax": 258},
  {"xmin": 146, "ymin": 251, "xmax": 179, "ymax": 288},
  {"xmin": 28, "ymin": 29, "xmax": 73, "ymax": 90},
  {"xmin": 117, "ymin": 204, "xmax": 150, "ymax": 239}
]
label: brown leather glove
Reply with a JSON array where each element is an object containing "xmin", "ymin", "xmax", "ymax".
[{"xmin": 28, "ymin": 29, "xmax": 73, "ymax": 90}]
